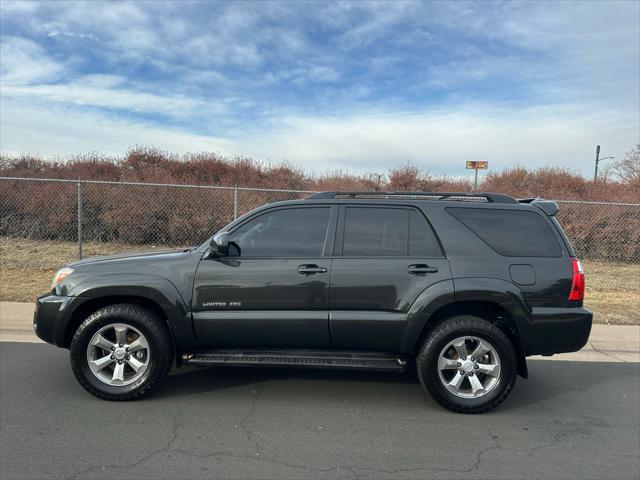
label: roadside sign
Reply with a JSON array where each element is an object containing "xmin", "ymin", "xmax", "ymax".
[
  {"xmin": 466, "ymin": 161, "xmax": 488, "ymax": 170},
  {"xmin": 466, "ymin": 161, "xmax": 488, "ymax": 192}
]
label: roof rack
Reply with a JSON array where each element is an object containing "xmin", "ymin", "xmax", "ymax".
[{"xmin": 306, "ymin": 191, "xmax": 518, "ymax": 204}]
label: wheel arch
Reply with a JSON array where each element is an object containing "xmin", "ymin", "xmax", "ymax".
[
  {"xmin": 412, "ymin": 300, "xmax": 529, "ymax": 378},
  {"xmin": 63, "ymin": 295, "xmax": 170, "ymax": 347},
  {"xmin": 60, "ymin": 275, "xmax": 198, "ymax": 353}
]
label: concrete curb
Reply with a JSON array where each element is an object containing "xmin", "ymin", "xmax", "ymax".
[{"xmin": 2, "ymin": 301, "xmax": 638, "ymax": 363}]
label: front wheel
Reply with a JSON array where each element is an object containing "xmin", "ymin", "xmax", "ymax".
[
  {"xmin": 416, "ymin": 315, "xmax": 517, "ymax": 414},
  {"xmin": 70, "ymin": 303, "xmax": 173, "ymax": 400}
]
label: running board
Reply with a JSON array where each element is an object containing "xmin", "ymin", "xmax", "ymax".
[{"xmin": 182, "ymin": 350, "xmax": 407, "ymax": 372}]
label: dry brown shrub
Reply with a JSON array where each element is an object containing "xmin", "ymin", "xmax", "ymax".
[{"xmin": 1, "ymin": 148, "xmax": 637, "ymax": 259}]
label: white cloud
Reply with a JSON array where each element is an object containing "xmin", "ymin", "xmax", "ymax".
[
  {"xmin": 331, "ymin": 1, "xmax": 414, "ymax": 49},
  {"xmin": 46, "ymin": 30, "xmax": 99, "ymax": 41},
  {"xmin": 308, "ymin": 66, "xmax": 340, "ymax": 82},
  {"xmin": 0, "ymin": 37, "xmax": 64, "ymax": 85},
  {"xmin": 236, "ymin": 105, "xmax": 639, "ymax": 177},
  {"xmin": 1, "ymin": 74, "xmax": 222, "ymax": 120},
  {"xmin": 0, "ymin": 1, "xmax": 39, "ymax": 14},
  {"xmin": 0, "ymin": 98, "xmax": 233, "ymax": 155},
  {"xmin": 2, "ymin": 98, "xmax": 637, "ymax": 178},
  {"xmin": 432, "ymin": 1, "xmax": 640, "ymax": 106}
]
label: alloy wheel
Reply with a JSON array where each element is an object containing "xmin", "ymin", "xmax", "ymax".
[
  {"xmin": 86, "ymin": 323, "xmax": 150, "ymax": 386},
  {"xmin": 437, "ymin": 336, "xmax": 501, "ymax": 398}
]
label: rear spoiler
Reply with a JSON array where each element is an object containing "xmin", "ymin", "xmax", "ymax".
[{"xmin": 518, "ymin": 197, "xmax": 559, "ymax": 216}]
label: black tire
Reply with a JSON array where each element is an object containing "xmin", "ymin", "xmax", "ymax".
[
  {"xmin": 416, "ymin": 315, "xmax": 517, "ymax": 414},
  {"xmin": 70, "ymin": 303, "xmax": 173, "ymax": 401}
]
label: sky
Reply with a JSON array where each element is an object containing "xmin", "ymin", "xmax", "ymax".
[{"xmin": 1, "ymin": 0, "xmax": 639, "ymax": 178}]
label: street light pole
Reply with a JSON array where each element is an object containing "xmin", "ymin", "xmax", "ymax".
[{"xmin": 593, "ymin": 145, "xmax": 614, "ymax": 182}]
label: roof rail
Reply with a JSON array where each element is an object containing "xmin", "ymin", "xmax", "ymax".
[{"xmin": 306, "ymin": 191, "xmax": 518, "ymax": 204}]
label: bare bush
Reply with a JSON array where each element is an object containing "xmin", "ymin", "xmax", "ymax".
[
  {"xmin": 611, "ymin": 145, "xmax": 640, "ymax": 185},
  {"xmin": 1, "ymin": 147, "xmax": 638, "ymax": 261}
]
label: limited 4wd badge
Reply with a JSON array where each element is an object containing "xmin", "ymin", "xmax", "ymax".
[{"xmin": 202, "ymin": 301, "xmax": 242, "ymax": 308}]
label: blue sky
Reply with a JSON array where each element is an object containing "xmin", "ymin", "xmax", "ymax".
[{"xmin": 1, "ymin": 0, "xmax": 638, "ymax": 177}]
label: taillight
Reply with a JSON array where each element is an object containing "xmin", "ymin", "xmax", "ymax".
[{"xmin": 568, "ymin": 258, "xmax": 585, "ymax": 302}]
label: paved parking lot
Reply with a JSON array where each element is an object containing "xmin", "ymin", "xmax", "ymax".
[{"xmin": 1, "ymin": 342, "xmax": 638, "ymax": 480}]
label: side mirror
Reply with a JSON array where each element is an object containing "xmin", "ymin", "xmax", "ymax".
[{"xmin": 209, "ymin": 231, "xmax": 229, "ymax": 257}]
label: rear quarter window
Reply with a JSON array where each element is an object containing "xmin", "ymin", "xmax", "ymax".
[{"xmin": 446, "ymin": 207, "xmax": 562, "ymax": 257}]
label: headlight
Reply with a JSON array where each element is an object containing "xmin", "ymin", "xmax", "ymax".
[{"xmin": 51, "ymin": 267, "xmax": 74, "ymax": 289}]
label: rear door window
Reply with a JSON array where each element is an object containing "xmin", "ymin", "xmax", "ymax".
[
  {"xmin": 342, "ymin": 207, "xmax": 442, "ymax": 257},
  {"xmin": 343, "ymin": 207, "xmax": 406, "ymax": 256},
  {"xmin": 447, "ymin": 207, "xmax": 562, "ymax": 257}
]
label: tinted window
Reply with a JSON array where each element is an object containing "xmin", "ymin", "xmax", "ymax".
[
  {"xmin": 409, "ymin": 210, "xmax": 442, "ymax": 257},
  {"xmin": 342, "ymin": 207, "xmax": 441, "ymax": 257},
  {"xmin": 343, "ymin": 207, "xmax": 407, "ymax": 256},
  {"xmin": 230, "ymin": 207, "xmax": 330, "ymax": 257},
  {"xmin": 447, "ymin": 207, "xmax": 562, "ymax": 257}
]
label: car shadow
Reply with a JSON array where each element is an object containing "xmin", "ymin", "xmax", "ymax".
[
  {"xmin": 5, "ymin": 343, "xmax": 637, "ymax": 413},
  {"xmin": 156, "ymin": 363, "xmax": 419, "ymax": 396},
  {"xmin": 151, "ymin": 358, "xmax": 639, "ymax": 410}
]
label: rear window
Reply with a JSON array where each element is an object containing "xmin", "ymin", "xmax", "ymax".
[{"xmin": 447, "ymin": 207, "xmax": 562, "ymax": 257}]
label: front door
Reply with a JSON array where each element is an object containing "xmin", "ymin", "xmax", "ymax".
[
  {"xmin": 193, "ymin": 205, "xmax": 335, "ymax": 348},
  {"xmin": 329, "ymin": 205, "xmax": 451, "ymax": 351}
]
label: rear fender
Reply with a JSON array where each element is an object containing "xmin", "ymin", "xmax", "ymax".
[
  {"xmin": 453, "ymin": 277, "xmax": 532, "ymax": 336},
  {"xmin": 405, "ymin": 278, "xmax": 530, "ymax": 377},
  {"xmin": 454, "ymin": 278, "xmax": 531, "ymax": 375},
  {"xmin": 401, "ymin": 279, "xmax": 455, "ymax": 352}
]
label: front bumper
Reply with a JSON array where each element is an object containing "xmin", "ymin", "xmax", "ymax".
[
  {"xmin": 524, "ymin": 306, "xmax": 593, "ymax": 356},
  {"xmin": 33, "ymin": 294, "xmax": 75, "ymax": 347}
]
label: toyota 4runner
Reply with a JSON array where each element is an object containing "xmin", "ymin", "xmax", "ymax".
[{"xmin": 34, "ymin": 191, "xmax": 592, "ymax": 413}]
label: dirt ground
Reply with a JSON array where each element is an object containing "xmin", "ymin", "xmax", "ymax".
[
  {"xmin": 0, "ymin": 237, "xmax": 172, "ymax": 304},
  {"xmin": 1, "ymin": 237, "xmax": 638, "ymax": 325}
]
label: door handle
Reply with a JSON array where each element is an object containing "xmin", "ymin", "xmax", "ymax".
[
  {"xmin": 297, "ymin": 264, "xmax": 328, "ymax": 275},
  {"xmin": 408, "ymin": 264, "xmax": 439, "ymax": 275}
]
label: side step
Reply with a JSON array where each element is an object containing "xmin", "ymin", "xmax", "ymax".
[{"xmin": 182, "ymin": 350, "xmax": 407, "ymax": 372}]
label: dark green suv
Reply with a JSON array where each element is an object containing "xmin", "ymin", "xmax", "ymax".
[{"xmin": 34, "ymin": 191, "xmax": 592, "ymax": 413}]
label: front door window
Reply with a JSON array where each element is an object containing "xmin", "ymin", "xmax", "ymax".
[{"xmin": 230, "ymin": 207, "xmax": 330, "ymax": 257}]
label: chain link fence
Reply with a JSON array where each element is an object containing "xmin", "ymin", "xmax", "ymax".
[
  {"xmin": 1, "ymin": 177, "xmax": 638, "ymax": 267},
  {"xmin": 555, "ymin": 200, "xmax": 639, "ymax": 264}
]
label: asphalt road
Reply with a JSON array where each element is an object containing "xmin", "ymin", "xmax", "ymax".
[{"xmin": 1, "ymin": 342, "xmax": 638, "ymax": 480}]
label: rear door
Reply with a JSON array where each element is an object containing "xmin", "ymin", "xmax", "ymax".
[
  {"xmin": 329, "ymin": 205, "xmax": 451, "ymax": 351},
  {"xmin": 192, "ymin": 205, "xmax": 336, "ymax": 348}
]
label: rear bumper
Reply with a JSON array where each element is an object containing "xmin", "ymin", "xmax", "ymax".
[
  {"xmin": 524, "ymin": 306, "xmax": 593, "ymax": 356},
  {"xmin": 33, "ymin": 294, "xmax": 73, "ymax": 347}
]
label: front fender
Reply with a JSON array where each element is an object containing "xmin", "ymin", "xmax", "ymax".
[{"xmin": 62, "ymin": 274, "xmax": 196, "ymax": 349}]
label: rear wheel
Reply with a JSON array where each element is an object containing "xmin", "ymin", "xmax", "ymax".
[
  {"xmin": 416, "ymin": 315, "xmax": 517, "ymax": 413},
  {"xmin": 70, "ymin": 303, "xmax": 172, "ymax": 400}
]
